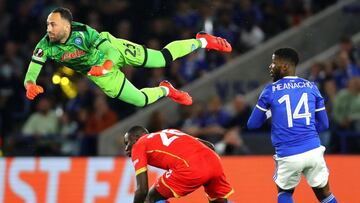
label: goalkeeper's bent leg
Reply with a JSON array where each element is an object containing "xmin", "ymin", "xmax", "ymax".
[
  {"xmin": 118, "ymin": 78, "xmax": 167, "ymax": 107},
  {"xmin": 144, "ymin": 39, "xmax": 202, "ymax": 67}
]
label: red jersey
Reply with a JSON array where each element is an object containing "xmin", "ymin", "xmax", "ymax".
[
  {"xmin": 131, "ymin": 129, "xmax": 213, "ymax": 175},
  {"xmin": 131, "ymin": 129, "xmax": 234, "ymax": 200}
]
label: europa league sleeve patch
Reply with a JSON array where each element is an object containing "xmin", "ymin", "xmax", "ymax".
[{"xmin": 33, "ymin": 48, "xmax": 44, "ymax": 57}]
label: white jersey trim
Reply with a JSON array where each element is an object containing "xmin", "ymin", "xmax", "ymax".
[
  {"xmin": 256, "ymin": 104, "xmax": 268, "ymax": 112},
  {"xmin": 315, "ymin": 107, "xmax": 326, "ymax": 112}
]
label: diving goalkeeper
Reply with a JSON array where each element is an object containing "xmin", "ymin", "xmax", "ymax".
[{"xmin": 24, "ymin": 7, "xmax": 232, "ymax": 107}]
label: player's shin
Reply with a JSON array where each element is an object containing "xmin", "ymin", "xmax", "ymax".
[
  {"xmin": 278, "ymin": 191, "xmax": 294, "ymax": 203},
  {"xmin": 117, "ymin": 79, "xmax": 166, "ymax": 107},
  {"xmin": 140, "ymin": 87, "xmax": 167, "ymax": 106}
]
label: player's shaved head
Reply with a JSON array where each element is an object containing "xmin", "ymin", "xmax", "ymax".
[
  {"xmin": 126, "ymin": 126, "xmax": 149, "ymax": 139},
  {"xmin": 124, "ymin": 126, "xmax": 149, "ymax": 157}
]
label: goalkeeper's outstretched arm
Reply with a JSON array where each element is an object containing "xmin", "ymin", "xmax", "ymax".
[
  {"xmin": 24, "ymin": 61, "xmax": 43, "ymax": 87},
  {"xmin": 97, "ymin": 39, "xmax": 121, "ymax": 67},
  {"xmin": 87, "ymin": 36, "xmax": 122, "ymax": 76},
  {"xmin": 24, "ymin": 61, "xmax": 44, "ymax": 100}
]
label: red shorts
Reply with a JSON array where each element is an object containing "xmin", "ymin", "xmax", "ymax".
[{"xmin": 153, "ymin": 150, "xmax": 234, "ymax": 201}]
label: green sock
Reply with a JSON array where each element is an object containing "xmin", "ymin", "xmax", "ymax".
[
  {"xmin": 140, "ymin": 87, "xmax": 167, "ymax": 105},
  {"xmin": 143, "ymin": 39, "xmax": 201, "ymax": 68},
  {"xmin": 164, "ymin": 39, "xmax": 201, "ymax": 60},
  {"xmin": 118, "ymin": 78, "xmax": 166, "ymax": 107},
  {"xmin": 145, "ymin": 49, "xmax": 166, "ymax": 67}
]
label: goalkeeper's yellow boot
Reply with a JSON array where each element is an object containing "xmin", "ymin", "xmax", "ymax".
[
  {"xmin": 159, "ymin": 81, "xmax": 192, "ymax": 106},
  {"xmin": 196, "ymin": 31, "xmax": 232, "ymax": 52}
]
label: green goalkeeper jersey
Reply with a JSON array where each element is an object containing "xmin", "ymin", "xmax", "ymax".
[{"xmin": 24, "ymin": 21, "xmax": 122, "ymax": 85}]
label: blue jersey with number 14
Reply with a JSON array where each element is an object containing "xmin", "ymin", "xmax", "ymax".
[{"xmin": 256, "ymin": 76, "xmax": 325, "ymax": 157}]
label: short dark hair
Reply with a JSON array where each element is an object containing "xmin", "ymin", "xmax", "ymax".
[
  {"xmin": 274, "ymin": 48, "xmax": 299, "ymax": 66},
  {"xmin": 126, "ymin": 126, "xmax": 149, "ymax": 138},
  {"xmin": 51, "ymin": 7, "xmax": 73, "ymax": 23}
]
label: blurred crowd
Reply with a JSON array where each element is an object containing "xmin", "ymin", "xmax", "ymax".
[
  {"xmin": 143, "ymin": 36, "xmax": 360, "ymax": 156},
  {"xmin": 307, "ymin": 36, "xmax": 360, "ymax": 153},
  {"xmin": 0, "ymin": 0, "xmax": 341, "ymax": 156}
]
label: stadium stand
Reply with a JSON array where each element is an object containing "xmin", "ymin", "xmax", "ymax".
[{"xmin": 1, "ymin": 0, "xmax": 360, "ymax": 156}]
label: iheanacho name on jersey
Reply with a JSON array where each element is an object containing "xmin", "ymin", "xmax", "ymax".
[{"xmin": 272, "ymin": 81, "xmax": 313, "ymax": 92}]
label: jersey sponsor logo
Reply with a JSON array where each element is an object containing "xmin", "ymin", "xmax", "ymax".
[
  {"xmin": 74, "ymin": 37, "xmax": 83, "ymax": 45},
  {"xmin": 61, "ymin": 48, "xmax": 86, "ymax": 61},
  {"xmin": 33, "ymin": 48, "xmax": 43, "ymax": 57}
]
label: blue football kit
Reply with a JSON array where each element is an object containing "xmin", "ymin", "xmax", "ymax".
[{"xmin": 247, "ymin": 76, "xmax": 329, "ymax": 157}]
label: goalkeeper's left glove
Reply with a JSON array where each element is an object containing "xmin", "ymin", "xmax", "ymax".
[
  {"xmin": 25, "ymin": 83, "xmax": 44, "ymax": 100},
  {"xmin": 87, "ymin": 60, "xmax": 113, "ymax": 76}
]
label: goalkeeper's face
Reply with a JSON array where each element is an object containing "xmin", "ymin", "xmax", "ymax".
[{"xmin": 46, "ymin": 12, "xmax": 70, "ymax": 43}]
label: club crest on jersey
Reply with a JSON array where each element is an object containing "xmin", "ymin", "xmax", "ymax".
[
  {"xmin": 61, "ymin": 48, "xmax": 86, "ymax": 61},
  {"xmin": 74, "ymin": 37, "xmax": 82, "ymax": 45},
  {"xmin": 33, "ymin": 48, "xmax": 43, "ymax": 57}
]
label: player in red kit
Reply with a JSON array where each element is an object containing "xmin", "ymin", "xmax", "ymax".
[{"xmin": 124, "ymin": 126, "xmax": 234, "ymax": 203}]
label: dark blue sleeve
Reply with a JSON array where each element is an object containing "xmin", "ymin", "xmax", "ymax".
[
  {"xmin": 315, "ymin": 109, "xmax": 329, "ymax": 133},
  {"xmin": 247, "ymin": 86, "xmax": 271, "ymax": 129},
  {"xmin": 247, "ymin": 107, "xmax": 267, "ymax": 129}
]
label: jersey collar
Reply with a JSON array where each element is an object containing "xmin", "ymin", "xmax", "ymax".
[{"xmin": 272, "ymin": 76, "xmax": 298, "ymax": 84}]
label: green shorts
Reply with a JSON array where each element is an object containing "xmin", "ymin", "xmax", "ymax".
[
  {"xmin": 88, "ymin": 32, "xmax": 148, "ymax": 98},
  {"xmin": 100, "ymin": 31, "xmax": 147, "ymax": 67},
  {"xmin": 87, "ymin": 68, "xmax": 126, "ymax": 98}
]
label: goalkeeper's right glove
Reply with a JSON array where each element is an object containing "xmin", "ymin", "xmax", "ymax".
[
  {"xmin": 26, "ymin": 83, "xmax": 44, "ymax": 100},
  {"xmin": 87, "ymin": 60, "xmax": 113, "ymax": 76}
]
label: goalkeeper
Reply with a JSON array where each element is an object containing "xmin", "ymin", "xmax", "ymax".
[{"xmin": 24, "ymin": 7, "xmax": 232, "ymax": 107}]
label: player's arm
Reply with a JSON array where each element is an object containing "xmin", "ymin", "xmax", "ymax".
[
  {"xmin": 86, "ymin": 27, "xmax": 121, "ymax": 76},
  {"xmin": 134, "ymin": 171, "xmax": 149, "ymax": 203},
  {"xmin": 24, "ymin": 41, "xmax": 48, "ymax": 100},
  {"xmin": 24, "ymin": 62, "xmax": 44, "ymax": 100},
  {"xmin": 197, "ymin": 138, "xmax": 215, "ymax": 151},
  {"xmin": 131, "ymin": 141, "xmax": 149, "ymax": 203},
  {"xmin": 97, "ymin": 39, "xmax": 121, "ymax": 65},
  {"xmin": 247, "ymin": 86, "xmax": 271, "ymax": 129},
  {"xmin": 315, "ymin": 110, "xmax": 329, "ymax": 133},
  {"xmin": 88, "ymin": 40, "xmax": 122, "ymax": 76},
  {"xmin": 247, "ymin": 107, "xmax": 268, "ymax": 129},
  {"xmin": 313, "ymin": 84, "xmax": 329, "ymax": 133},
  {"xmin": 24, "ymin": 61, "xmax": 42, "ymax": 86}
]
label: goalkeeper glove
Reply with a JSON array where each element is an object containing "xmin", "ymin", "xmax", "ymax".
[
  {"xmin": 87, "ymin": 60, "xmax": 113, "ymax": 76},
  {"xmin": 26, "ymin": 83, "xmax": 44, "ymax": 100}
]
